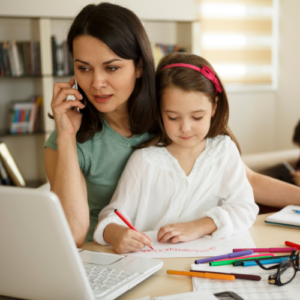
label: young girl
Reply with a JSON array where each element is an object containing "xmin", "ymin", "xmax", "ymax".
[{"xmin": 93, "ymin": 52, "xmax": 259, "ymax": 254}]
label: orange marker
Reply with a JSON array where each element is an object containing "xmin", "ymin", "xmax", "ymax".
[{"xmin": 167, "ymin": 270, "xmax": 235, "ymax": 281}]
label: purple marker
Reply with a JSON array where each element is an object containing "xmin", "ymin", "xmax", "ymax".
[
  {"xmin": 195, "ymin": 250, "xmax": 253, "ymax": 264},
  {"xmin": 233, "ymin": 247, "xmax": 296, "ymax": 253}
]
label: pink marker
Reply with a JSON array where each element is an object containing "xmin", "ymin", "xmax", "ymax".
[
  {"xmin": 215, "ymin": 253, "xmax": 274, "ymax": 262},
  {"xmin": 233, "ymin": 247, "xmax": 296, "ymax": 253}
]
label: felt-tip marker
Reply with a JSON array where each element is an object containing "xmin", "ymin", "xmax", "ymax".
[
  {"xmin": 195, "ymin": 250, "xmax": 253, "ymax": 264},
  {"xmin": 190, "ymin": 270, "xmax": 261, "ymax": 281},
  {"xmin": 285, "ymin": 241, "xmax": 300, "ymax": 249},
  {"xmin": 233, "ymin": 247, "xmax": 296, "ymax": 253}
]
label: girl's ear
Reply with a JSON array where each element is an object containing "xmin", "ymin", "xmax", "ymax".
[
  {"xmin": 136, "ymin": 58, "xmax": 143, "ymax": 78},
  {"xmin": 212, "ymin": 96, "xmax": 218, "ymax": 116}
]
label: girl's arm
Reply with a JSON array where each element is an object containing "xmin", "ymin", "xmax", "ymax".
[
  {"xmin": 45, "ymin": 78, "xmax": 88, "ymax": 247},
  {"xmin": 93, "ymin": 150, "xmax": 152, "ymax": 253},
  {"xmin": 203, "ymin": 140, "xmax": 259, "ymax": 238},
  {"xmin": 157, "ymin": 217, "xmax": 217, "ymax": 244},
  {"xmin": 245, "ymin": 164, "xmax": 300, "ymax": 207}
]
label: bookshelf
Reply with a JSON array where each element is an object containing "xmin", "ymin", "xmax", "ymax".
[{"xmin": 0, "ymin": 14, "xmax": 200, "ymax": 185}]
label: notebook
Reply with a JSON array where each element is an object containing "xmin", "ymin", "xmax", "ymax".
[
  {"xmin": 134, "ymin": 291, "xmax": 217, "ymax": 300},
  {"xmin": 265, "ymin": 205, "xmax": 300, "ymax": 228},
  {"xmin": 0, "ymin": 186, "xmax": 163, "ymax": 300}
]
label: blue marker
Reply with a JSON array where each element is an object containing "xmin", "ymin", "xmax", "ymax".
[
  {"xmin": 292, "ymin": 209, "xmax": 300, "ymax": 214},
  {"xmin": 243, "ymin": 257, "xmax": 293, "ymax": 267}
]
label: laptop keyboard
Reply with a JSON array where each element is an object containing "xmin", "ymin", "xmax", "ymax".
[{"xmin": 84, "ymin": 263, "xmax": 140, "ymax": 296}]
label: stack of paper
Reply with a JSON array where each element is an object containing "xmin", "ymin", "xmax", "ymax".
[
  {"xmin": 265, "ymin": 205, "xmax": 300, "ymax": 228},
  {"xmin": 191, "ymin": 263, "xmax": 300, "ymax": 300}
]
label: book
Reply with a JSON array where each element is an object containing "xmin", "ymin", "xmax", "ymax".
[
  {"xmin": 0, "ymin": 42, "xmax": 5, "ymax": 76},
  {"xmin": 11, "ymin": 40, "xmax": 23, "ymax": 76},
  {"xmin": 10, "ymin": 102, "xmax": 35, "ymax": 134},
  {"xmin": 51, "ymin": 36, "xmax": 58, "ymax": 76},
  {"xmin": 0, "ymin": 158, "xmax": 12, "ymax": 185},
  {"xmin": 2, "ymin": 41, "xmax": 11, "ymax": 76},
  {"xmin": 9, "ymin": 96, "xmax": 42, "ymax": 134},
  {"xmin": 265, "ymin": 205, "xmax": 300, "ymax": 228},
  {"xmin": 0, "ymin": 142, "xmax": 25, "ymax": 187}
]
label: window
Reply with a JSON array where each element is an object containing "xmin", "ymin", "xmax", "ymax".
[{"xmin": 198, "ymin": 0, "xmax": 278, "ymax": 89}]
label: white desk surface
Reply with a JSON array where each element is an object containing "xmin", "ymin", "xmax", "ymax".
[{"xmin": 1, "ymin": 213, "xmax": 299, "ymax": 300}]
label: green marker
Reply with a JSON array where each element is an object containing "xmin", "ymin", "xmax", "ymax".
[{"xmin": 210, "ymin": 255, "xmax": 273, "ymax": 266}]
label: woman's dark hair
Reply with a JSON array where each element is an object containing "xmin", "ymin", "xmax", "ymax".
[
  {"xmin": 148, "ymin": 52, "xmax": 241, "ymax": 153},
  {"xmin": 293, "ymin": 120, "xmax": 300, "ymax": 144},
  {"xmin": 56, "ymin": 2, "xmax": 157, "ymax": 142}
]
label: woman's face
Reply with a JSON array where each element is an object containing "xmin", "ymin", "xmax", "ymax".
[{"xmin": 73, "ymin": 35, "xmax": 142, "ymax": 114}]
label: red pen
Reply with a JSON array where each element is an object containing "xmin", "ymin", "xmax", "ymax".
[
  {"xmin": 114, "ymin": 209, "xmax": 154, "ymax": 250},
  {"xmin": 285, "ymin": 241, "xmax": 300, "ymax": 250}
]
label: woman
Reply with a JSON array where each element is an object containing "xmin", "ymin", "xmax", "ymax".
[{"xmin": 44, "ymin": 2, "xmax": 300, "ymax": 247}]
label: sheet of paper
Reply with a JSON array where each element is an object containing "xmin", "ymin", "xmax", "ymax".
[
  {"xmin": 191, "ymin": 263, "xmax": 300, "ymax": 300},
  {"xmin": 126, "ymin": 230, "xmax": 255, "ymax": 258},
  {"xmin": 134, "ymin": 291, "xmax": 217, "ymax": 300},
  {"xmin": 266, "ymin": 205, "xmax": 300, "ymax": 226}
]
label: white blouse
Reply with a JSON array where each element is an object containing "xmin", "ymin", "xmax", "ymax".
[{"xmin": 94, "ymin": 135, "xmax": 259, "ymax": 245}]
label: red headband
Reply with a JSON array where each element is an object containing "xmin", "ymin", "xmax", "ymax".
[{"xmin": 161, "ymin": 63, "xmax": 222, "ymax": 94}]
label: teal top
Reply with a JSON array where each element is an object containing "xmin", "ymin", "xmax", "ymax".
[{"xmin": 44, "ymin": 120, "xmax": 153, "ymax": 242}]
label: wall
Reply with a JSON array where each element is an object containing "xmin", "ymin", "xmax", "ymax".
[
  {"xmin": 275, "ymin": 0, "xmax": 300, "ymax": 150},
  {"xmin": 0, "ymin": 0, "xmax": 299, "ymax": 158},
  {"xmin": 228, "ymin": 90, "xmax": 276, "ymax": 154},
  {"xmin": 0, "ymin": 0, "xmax": 196, "ymax": 20}
]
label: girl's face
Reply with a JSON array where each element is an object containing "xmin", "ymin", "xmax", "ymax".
[
  {"xmin": 73, "ymin": 35, "xmax": 142, "ymax": 114},
  {"xmin": 161, "ymin": 86, "xmax": 217, "ymax": 151}
]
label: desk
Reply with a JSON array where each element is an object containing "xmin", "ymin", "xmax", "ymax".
[{"xmin": 1, "ymin": 213, "xmax": 299, "ymax": 300}]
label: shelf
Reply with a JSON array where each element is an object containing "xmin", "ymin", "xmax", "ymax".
[
  {"xmin": 2, "ymin": 180, "xmax": 45, "ymax": 188},
  {"xmin": 0, "ymin": 75, "xmax": 43, "ymax": 79},
  {"xmin": 0, "ymin": 130, "xmax": 49, "ymax": 137}
]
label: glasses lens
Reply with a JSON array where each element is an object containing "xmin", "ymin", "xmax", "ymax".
[{"xmin": 279, "ymin": 260, "xmax": 295, "ymax": 284}]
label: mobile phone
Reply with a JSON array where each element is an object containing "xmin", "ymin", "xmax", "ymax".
[
  {"xmin": 283, "ymin": 161, "xmax": 295, "ymax": 172},
  {"xmin": 214, "ymin": 291, "xmax": 244, "ymax": 300},
  {"xmin": 66, "ymin": 78, "xmax": 80, "ymax": 112}
]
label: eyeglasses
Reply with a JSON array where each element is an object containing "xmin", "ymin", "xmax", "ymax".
[{"xmin": 255, "ymin": 250, "xmax": 299, "ymax": 286}]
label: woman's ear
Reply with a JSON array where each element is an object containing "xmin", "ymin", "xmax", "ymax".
[{"xmin": 136, "ymin": 58, "xmax": 143, "ymax": 78}]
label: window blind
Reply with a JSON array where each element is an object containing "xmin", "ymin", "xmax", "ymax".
[{"xmin": 198, "ymin": 0, "xmax": 277, "ymax": 86}]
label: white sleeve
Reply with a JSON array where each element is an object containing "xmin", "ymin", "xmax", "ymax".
[
  {"xmin": 93, "ymin": 150, "xmax": 143, "ymax": 245},
  {"xmin": 204, "ymin": 141, "xmax": 259, "ymax": 238}
]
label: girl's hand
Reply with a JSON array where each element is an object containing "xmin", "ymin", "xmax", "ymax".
[
  {"xmin": 51, "ymin": 77, "xmax": 85, "ymax": 137},
  {"xmin": 157, "ymin": 217, "xmax": 217, "ymax": 244},
  {"xmin": 103, "ymin": 223, "xmax": 153, "ymax": 254},
  {"xmin": 291, "ymin": 171, "xmax": 300, "ymax": 186}
]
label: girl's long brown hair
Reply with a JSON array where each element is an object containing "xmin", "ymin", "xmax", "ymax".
[{"xmin": 143, "ymin": 52, "xmax": 241, "ymax": 153}]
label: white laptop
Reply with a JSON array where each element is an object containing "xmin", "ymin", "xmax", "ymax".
[{"xmin": 0, "ymin": 186, "xmax": 163, "ymax": 300}]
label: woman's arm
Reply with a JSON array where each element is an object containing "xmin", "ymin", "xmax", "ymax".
[
  {"xmin": 45, "ymin": 143, "xmax": 89, "ymax": 247},
  {"xmin": 244, "ymin": 164, "xmax": 300, "ymax": 207},
  {"xmin": 45, "ymin": 78, "xmax": 88, "ymax": 247}
]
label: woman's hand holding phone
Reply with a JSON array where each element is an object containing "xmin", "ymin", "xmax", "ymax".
[{"xmin": 51, "ymin": 77, "xmax": 85, "ymax": 137}]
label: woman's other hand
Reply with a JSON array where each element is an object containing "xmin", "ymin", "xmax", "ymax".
[{"xmin": 51, "ymin": 77, "xmax": 85, "ymax": 136}]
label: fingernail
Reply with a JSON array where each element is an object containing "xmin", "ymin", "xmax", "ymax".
[{"xmin": 79, "ymin": 94, "xmax": 83, "ymax": 99}]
